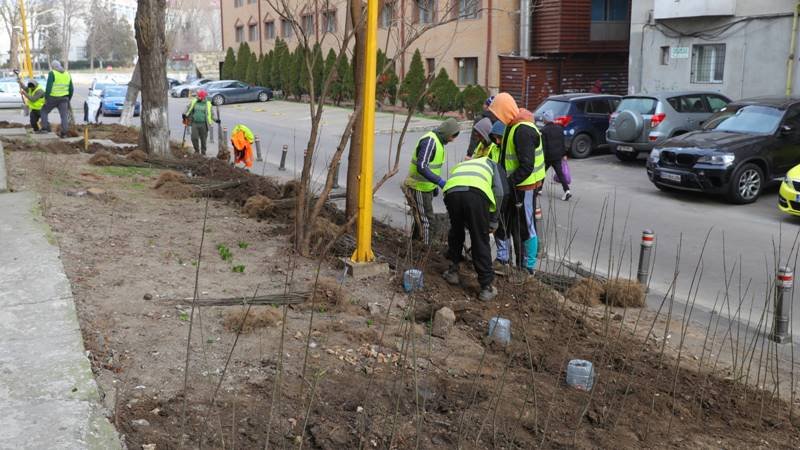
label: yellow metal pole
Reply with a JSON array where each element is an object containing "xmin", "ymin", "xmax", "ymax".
[
  {"xmin": 18, "ymin": 0, "xmax": 33, "ymax": 78},
  {"xmin": 351, "ymin": 0, "xmax": 378, "ymax": 263}
]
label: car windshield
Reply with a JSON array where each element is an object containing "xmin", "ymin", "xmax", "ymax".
[
  {"xmin": 617, "ymin": 97, "xmax": 657, "ymax": 115},
  {"xmin": 534, "ymin": 100, "xmax": 570, "ymax": 119},
  {"xmin": 104, "ymin": 87, "xmax": 127, "ymax": 97},
  {"xmin": 711, "ymin": 105, "xmax": 783, "ymax": 134}
]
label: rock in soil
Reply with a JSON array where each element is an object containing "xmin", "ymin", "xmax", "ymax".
[
  {"xmin": 432, "ymin": 307, "xmax": 455, "ymax": 338},
  {"xmin": 131, "ymin": 419, "xmax": 150, "ymax": 428}
]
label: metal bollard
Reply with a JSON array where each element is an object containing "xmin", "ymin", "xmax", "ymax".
[
  {"xmin": 637, "ymin": 230, "xmax": 655, "ymax": 289},
  {"xmin": 279, "ymin": 144, "xmax": 288, "ymax": 171},
  {"xmin": 209, "ymin": 124, "xmax": 215, "ymax": 143},
  {"xmin": 220, "ymin": 127, "xmax": 228, "ymax": 157},
  {"xmin": 255, "ymin": 136, "xmax": 263, "ymax": 161},
  {"xmin": 534, "ymin": 207, "xmax": 544, "ymax": 259},
  {"xmin": 770, "ymin": 267, "xmax": 793, "ymax": 344},
  {"xmin": 332, "ymin": 162, "xmax": 341, "ymax": 188}
]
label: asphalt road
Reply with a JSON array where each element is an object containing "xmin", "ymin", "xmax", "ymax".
[{"xmin": 5, "ymin": 90, "xmax": 799, "ymax": 341}]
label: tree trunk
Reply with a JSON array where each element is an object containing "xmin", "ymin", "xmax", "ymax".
[
  {"xmin": 345, "ymin": 0, "xmax": 364, "ymax": 219},
  {"xmin": 119, "ymin": 62, "xmax": 140, "ymax": 126},
  {"xmin": 135, "ymin": 0, "xmax": 170, "ymax": 156},
  {"xmin": 9, "ymin": 28, "xmax": 18, "ymax": 70}
]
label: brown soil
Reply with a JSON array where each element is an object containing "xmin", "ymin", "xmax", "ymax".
[
  {"xmin": 154, "ymin": 180, "xmax": 195, "ymax": 199},
  {"xmin": 88, "ymin": 150, "xmax": 114, "ymax": 166},
  {"xmin": 75, "ymin": 123, "xmax": 140, "ymax": 144},
  {"xmin": 6, "ymin": 150, "xmax": 800, "ymax": 449},
  {"xmin": 242, "ymin": 194, "xmax": 274, "ymax": 219},
  {"xmin": 3, "ymin": 138, "xmax": 79, "ymax": 154},
  {"xmin": 567, "ymin": 278, "xmax": 605, "ymax": 307},
  {"xmin": 153, "ymin": 170, "xmax": 187, "ymax": 188},
  {"xmin": 126, "ymin": 149, "xmax": 148, "ymax": 162},
  {"xmin": 604, "ymin": 279, "xmax": 646, "ymax": 308},
  {"xmin": 222, "ymin": 307, "xmax": 282, "ymax": 333}
]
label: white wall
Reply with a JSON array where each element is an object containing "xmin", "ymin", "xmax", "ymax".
[{"xmin": 654, "ymin": 0, "xmax": 735, "ymax": 20}]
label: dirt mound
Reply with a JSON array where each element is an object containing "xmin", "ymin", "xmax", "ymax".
[
  {"xmin": 171, "ymin": 144, "xmax": 191, "ymax": 158},
  {"xmin": 605, "ymin": 278, "xmax": 646, "ymax": 307},
  {"xmin": 222, "ymin": 307, "xmax": 281, "ymax": 333},
  {"xmin": 4, "ymin": 139, "xmax": 79, "ymax": 155},
  {"xmin": 155, "ymin": 180, "xmax": 195, "ymax": 199},
  {"xmin": 0, "ymin": 120, "xmax": 26, "ymax": 129},
  {"xmin": 302, "ymin": 277, "xmax": 348, "ymax": 310},
  {"xmin": 55, "ymin": 125, "xmax": 80, "ymax": 138},
  {"xmin": 281, "ymin": 179, "xmax": 300, "ymax": 198},
  {"xmin": 153, "ymin": 171, "xmax": 187, "ymax": 188},
  {"xmin": 310, "ymin": 216, "xmax": 339, "ymax": 252},
  {"xmin": 77, "ymin": 123, "xmax": 139, "ymax": 144},
  {"xmin": 88, "ymin": 150, "xmax": 114, "ymax": 166},
  {"xmin": 126, "ymin": 149, "xmax": 148, "ymax": 162},
  {"xmin": 566, "ymin": 278, "xmax": 604, "ymax": 307},
  {"xmin": 242, "ymin": 195, "xmax": 273, "ymax": 219},
  {"xmin": 216, "ymin": 147, "xmax": 230, "ymax": 162}
]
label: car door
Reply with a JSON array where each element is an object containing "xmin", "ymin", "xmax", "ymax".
[
  {"xmin": 0, "ymin": 82, "xmax": 20, "ymax": 108},
  {"xmin": 771, "ymin": 104, "xmax": 800, "ymax": 177},
  {"xmin": 705, "ymin": 94, "xmax": 730, "ymax": 114},
  {"xmin": 673, "ymin": 94, "xmax": 710, "ymax": 132},
  {"xmin": 584, "ymin": 99, "xmax": 613, "ymax": 144},
  {"xmin": 234, "ymin": 82, "xmax": 254, "ymax": 102}
]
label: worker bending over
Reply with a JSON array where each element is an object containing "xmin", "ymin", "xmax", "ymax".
[
  {"xmin": 231, "ymin": 124, "xmax": 255, "ymax": 169},
  {"xmin": 441, "ymin": 156, "xmax": 507, "ymax": 301},
  {"xmin": 15, "ymin": 75, "xmax": 44, "ymax": 131},
  {"xmin": 471, "ymin": 117, "xmax": 500, "ymax": 163},
  {"xmin": 403, "ymin": 118, "xmax": 460, "ymax": 246}
]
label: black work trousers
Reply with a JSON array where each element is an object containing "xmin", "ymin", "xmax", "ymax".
[
  {"xmin": 29, "ymin": 109, "xmax": 41, "ymax": 131},
  {"xmin": 546, "ymin": 159, "xmax": 570, "ymax": 192},
  {"xmin": 444, "ymin": 189, "xmax": 493, "ymax": 288}
]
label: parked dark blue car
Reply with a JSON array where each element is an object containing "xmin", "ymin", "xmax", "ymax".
[
  {"xmin": 100, "ymin": 85, "xmax": 140, "ymax": 117},
  {"xmin": 533, "ymin": 93, "xmax": 621, "ymax": 158}
]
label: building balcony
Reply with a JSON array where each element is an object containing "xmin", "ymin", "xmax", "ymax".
[{"xmin": 654, "ymin": 0, "xmax": 736, "ymax": 20}]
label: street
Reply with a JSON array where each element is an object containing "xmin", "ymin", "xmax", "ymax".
[{"xmin": 7, "ymin": 89, "xmax": 800, "ymax": 339}]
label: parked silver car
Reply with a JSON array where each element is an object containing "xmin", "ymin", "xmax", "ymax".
[{"xmin": 606, "ymin": 91, "xmax": 731, "ymax": 161}]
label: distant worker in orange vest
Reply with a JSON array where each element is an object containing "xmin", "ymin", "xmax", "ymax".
[{"xmin": 231, "ymin": 124, "xmax": 255, "ymax": 169}]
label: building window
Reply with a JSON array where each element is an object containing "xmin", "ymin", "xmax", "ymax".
[
  {"xmin": 323, "ymin": 10, "xmax": 337, "ymax": 33},
  {"xmin": 660, "ymin": 46, "xmax": 669, "ymax": 65},
  {"xmin": 417, "ymin": 0, "xmax": 435, "ymax": 24},
  {"xmin": 426, "ymin": 58, "xmax": 435, "ymax": 76},
  {"xmin": 458, "ymin": 0, "xmax": 478, "ymax": 19},
  {"xmin": 281, "ymin": 19, "xmax": 294, "ymax": 38},
  {"xmin": 248, "ymin": 24, "xmax": 258, "ymax": 41},
  {"xmin": 301, "ymin": 14, "xmax": 314, "ymax": 35},
  {"xmin": 235, "ymin": 25, "xmax": 244, "ymax": 42},
  {"xmin": 247, "ymin": 0, "xmax": 256, "ymax": 3},
  {"xmin": 379, "ymin": 2, "xmax": 394, "ymax": 28},
  {"xmin": 591, "ymin": 0, "xmax": 627, "ymax": 21},
  {"xmin": 264, "ymin": 21, "xmax": 275, "ymax": 39},
  {"xmin": 691, "ymin": 44, "xmax": 725, "ymax": 83},
  {"xmin": 234, "ymin": 0, "xmax": 243, "ymax": 7},
  {"xmin": 456, "ymin": 57, "xmax": 477, "ymax": 85}
]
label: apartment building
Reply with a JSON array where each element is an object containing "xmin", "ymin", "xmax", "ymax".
[
  {"xmin": 498, "ymin": 0, "xmax": 632, "ymax": 109},
  {"xmin": 220, "ymin": 0, "xmax": 518, "ymax": 90},
  {"xmin": 630, "ymin": 0, "xmax": 800, "ymax": 99}
]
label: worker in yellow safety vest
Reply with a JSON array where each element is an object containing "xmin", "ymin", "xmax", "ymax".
[
  {"xmin": 488, "ymin": 92, "xmax": 546, "ymax": 275},
  {"xmin": 183, "ymin": 89, "xmax": 219, "ymax": 155},
  {"xmin": 440, "ymin": 156, "xmax": 507, "ymax": 301},
  {"xmin": 403, "ymin": 117, "xmax": 460, "ymax": 246},
  {"xmin": 470, "ymin": 117, "xmax": 501, "ymax": 163},
  {"xmin": 16, "ymin": 76, "xmax": 45, "ymax": 131},
  {"xmin": 231, "ymin": 124, "xmax": 255, "ymax": 169},
  {"xmin": 38, "ymin": 60, "xmax": 74, "ymax": 138}
]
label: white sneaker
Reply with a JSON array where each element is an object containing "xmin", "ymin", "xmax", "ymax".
[{"xmin": 562, "ymin": 190, "xmax": 572, "ymax": 201}]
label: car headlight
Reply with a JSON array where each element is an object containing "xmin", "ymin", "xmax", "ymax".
[
  {"xmin": 696, "ymin": 153, "xmax": 735, "ymax": 166},
  {"xmin": 649, "ymin": 149, "xmax": 660, "ymax": 162}
]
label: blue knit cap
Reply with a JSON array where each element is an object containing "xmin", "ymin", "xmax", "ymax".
[
  {"xmin": 485, "ymin": 95, "xmax": 495, "ymax": 107},
  {"xmin": 489, "ymin": 120, "xmax": 505, "ymax": 137}
]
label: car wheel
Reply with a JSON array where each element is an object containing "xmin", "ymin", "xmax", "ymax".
[
  {"xmin": 614, "ymin": 148, "xmax": 639, "ymax": 162},
  {"xmin": 727, "ymin": 163, "xmax": 763, "ymax": 204},
  {"xmin": 212, "ymin": 95, "xmax": 225, "ymax": 106},
  {"xmin": 180, "ymin": 90, "xmax": 188, "ymax": 98},
  {"xmin": 570, "ymin": 134, "xmax": 593, "ymax": 159},
  {"xmin": 258, "ymin": 92, "xmax": 269, "ymax": 102}
]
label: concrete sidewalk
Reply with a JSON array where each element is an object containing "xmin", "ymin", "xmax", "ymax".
[{"xmin": 0, "ymin": 192, "xmax": 120, "ymax": 449}]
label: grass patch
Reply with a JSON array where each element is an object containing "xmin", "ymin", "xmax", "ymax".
[
  {"xmin": 129, "ymin": 182, "xmax": 146, "ymax": 190},
  {"xmin": 97, "ymin": 166, "xmax": 154, "ymax": 178}
]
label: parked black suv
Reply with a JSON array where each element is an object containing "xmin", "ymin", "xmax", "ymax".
[{"xmin": 646, "ymin": 97, "xmax": 800, "ymax": 204}]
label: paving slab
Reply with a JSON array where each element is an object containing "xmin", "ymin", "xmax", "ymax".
[
  {"xmin": 0, "ymin": 192, "xmax": 121, "ymax": 449},
  {"xmin": 0, "ymin": 141, "xmax": 6, "ymax": 193},
  {"xmin": 0, "ymin": 127, "xmax": 28, "ymax": 136}
]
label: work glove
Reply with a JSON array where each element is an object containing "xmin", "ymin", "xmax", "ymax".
[
  {"xmin": 215, "ymin": 119, "xmax": 221, "ymax": 124},
  {"xmin": 433, "ymin": 187, "xmax": 440, "ymax": 198},
  {"xmin": 438, "ymin": 179, "xmax": 446, "ymax": 189}
]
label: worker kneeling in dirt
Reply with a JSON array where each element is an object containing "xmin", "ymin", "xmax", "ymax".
[
  {"xmin": 231, "ymin": 124, "xmax": 255, "ymax": 169},
  {"xmin": 441, "ymin": 156, "xmax": 507, "ymax": 302}
]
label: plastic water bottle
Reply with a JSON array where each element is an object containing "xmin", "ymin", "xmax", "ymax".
[
  {"xmin": 402, "ymin": 269, "xmax": 424, "ymax": 293},
  {"xmin": 566, "ymin": 359, "xmax": 595, "ymax": 391},
  {"xmin": 488, "ymin": 317, "xmax": 511, "ymax": 345}
]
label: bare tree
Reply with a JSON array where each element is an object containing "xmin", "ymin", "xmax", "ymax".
[
  {"xmin": 135, "ymin": 0, "xmax": 170, "ymax": 155},
  {"xmin": 57, "ymin": 0, "xmax": 85, "ymax": 69},
  {"xmin": 0, "ymin": 0, "xmax": 24, "ymax": 69}
]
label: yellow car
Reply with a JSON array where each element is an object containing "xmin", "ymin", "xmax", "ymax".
[{"xmin": 779, "ymin": 164, "xmax": 800, "ymax": 216}]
